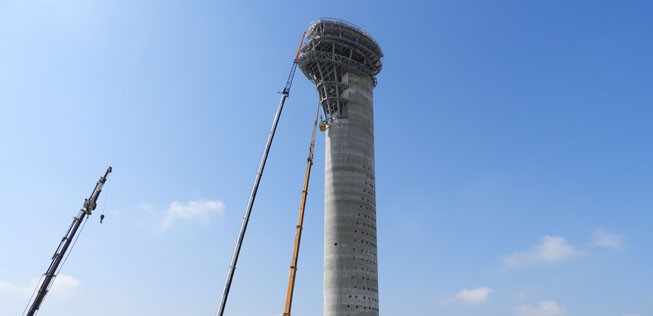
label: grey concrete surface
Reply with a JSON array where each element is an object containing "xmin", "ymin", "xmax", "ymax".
[{"xmin": 323, "ymin": 72, "xmax": 379, "ymax": 316}]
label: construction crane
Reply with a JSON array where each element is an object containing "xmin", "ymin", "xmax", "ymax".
[
  {"xmin": 282, "ymin": 105, "xmax": 319, "ymax": 316},
  {"xmin": 23, "ymin": 166, "xmax": 112, "ymax": 316},
  {"xmin": 215, "ymin": 32, "xmax": 306, "ymax": 316}
]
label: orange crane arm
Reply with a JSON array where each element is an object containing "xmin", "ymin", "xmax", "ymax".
[
  {"xmin": 282, "ymin": 105, "xmax": 319, "ymax": 316},
  {"xmin": 295, "ymin": 32, "xmax": 306, "ymax": 61}
]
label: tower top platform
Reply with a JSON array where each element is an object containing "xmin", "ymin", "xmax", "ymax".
[{"xmin": 299, "ymin": 18, "xmax": 383, "ymax": 86}]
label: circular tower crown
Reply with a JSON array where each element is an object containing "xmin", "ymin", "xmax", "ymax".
[
  {"xmin": 299, "ymin": 18, "xmax": 383, "ymax": 85},
  {"xmin": 299, "ymin": 18, "xmax": 383, "ymax": 122}
]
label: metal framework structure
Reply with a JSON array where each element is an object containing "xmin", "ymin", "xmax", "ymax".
[
  {"xmin": 24, "ymin": 167, "xmax": 112, "ymax": 316},
  {"xmin": 299, "ymin": 18, "xmax": 383, "ymax": 124}
]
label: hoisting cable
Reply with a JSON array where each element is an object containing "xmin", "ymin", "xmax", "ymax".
[
  {"xmin": 22, "ymin": 276, "xmax": 44, "ymax": 316},
  {"xmin": 56, "ymin": 169, "xmax": 113, "ymax": 279},
  {"xmin": 282, "ymin": 103, "xmax": 320, "ymax": 316},
  {"xmin": 58, "ymin": 213, "xmax": 90, "ymax": 274},
  {"xmin": 22, "ymin": 209, "xmax": 92, "ymax": 316},
  {"xmin": 99, "ymin": 176, "xmax": 111, "ymax": 224}
]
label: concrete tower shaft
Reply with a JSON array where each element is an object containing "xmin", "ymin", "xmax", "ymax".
[{"xmin": 299, "ymin": 18, "xmax": 383, "ymax": 316}]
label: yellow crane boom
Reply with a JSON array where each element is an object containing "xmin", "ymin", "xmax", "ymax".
[{"xmin": 283, "ymin": 106, "xmax": 319, "ymax": 316}]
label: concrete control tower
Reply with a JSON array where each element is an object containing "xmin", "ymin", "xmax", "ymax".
[{"xmin": 299, "ymin": 18, "xmax": 383, "ymax": 316}]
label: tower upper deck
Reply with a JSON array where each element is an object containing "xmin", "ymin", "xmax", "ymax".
[{"xmin": 299, "ymin": 18, "xmax": 383, "ymax": 87}]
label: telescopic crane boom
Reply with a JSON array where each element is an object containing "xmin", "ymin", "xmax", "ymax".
[
  {"xmin": 24, "ymin": 166, "xmax": 112, "ymax": 316},
  {"xmin": 282, "ymin": 105, "xmax": 319, "ymax": 316},
  {"xmin": 215, "ymin": 32, "xmax": 306, "ymax": 316}
]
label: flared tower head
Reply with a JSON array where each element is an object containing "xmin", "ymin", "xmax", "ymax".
[{"xmin": 299, "ymin": 18, "xmax": 383, "ymax": 123}]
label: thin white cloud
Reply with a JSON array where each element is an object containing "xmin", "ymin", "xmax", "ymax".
[
  {"xmin": 517, "ymin": 290, "xmax": 528, "ymax": 300},
  {"xmin": 50, "ymin": 274, "xmax": 80, "ymax": 297},
  {"xmin": 455, "ymin": 287, "xmax": 492, "ymax": 304},
  {"xmin": 515, "ymin": 300, "xmax": 567, "ymax": 316},
  {"xmin": 159, "ymin": 200, "xmax": 225, "ymax": 230},
  {"xmin": 0, "ymin": 278, "xmax": 33, "ymax": 297},
  {"xmin": 502, "ymin": 236, "xmax": 578, "ymax": 267},
  {"xmin": 0, "ymin": 274, "xmax": 80, "ymax": 298},
  {"xmin": 142, "ymin": 202, "xmax": 156, "ymax": 217},
  {"xmin": 591, "ymin": 229, "xmax": 622, "ymax": 250}
]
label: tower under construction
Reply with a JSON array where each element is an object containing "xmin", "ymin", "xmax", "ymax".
[{"xmin": 299, "ymin": 18, "xmax": 383, "ymax": 316}]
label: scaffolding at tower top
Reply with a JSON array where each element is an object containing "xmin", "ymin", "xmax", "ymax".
[
  {"xmin": 300, "ymin": 18, "xmax": 383, "ymax": 82},
  {"xmin": 299, "ymin": 17, "xmax": 384, "ymax": 124}
]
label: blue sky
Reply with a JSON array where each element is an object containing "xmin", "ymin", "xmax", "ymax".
[{"xmin": 1, "ymin": 1, "xmax": 652, "ymax": 315}]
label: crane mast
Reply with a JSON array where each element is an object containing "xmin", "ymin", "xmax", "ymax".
[
  {"xmin": 24, "ymin": 166, "xmax": 112, "ymax": 316},
  {"xmin": 215, "ymin": 32, "xmax": 306, "ymax": 316},
  {"xmin": 282, "ymin": 105, "xmax": 319, "ymax": 316}
]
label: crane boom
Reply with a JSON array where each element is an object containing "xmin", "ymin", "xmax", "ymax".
[
  {"xmin": 24, "ymin": 166, "xmax": 112, "ymax": 316},
  {"xmin": 282, "ymin": 105, "xmax": 319, "ymax": 316},
  {"xmin": 215, "ymin": 32, "xmax": 306, "ymax": 316}
]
